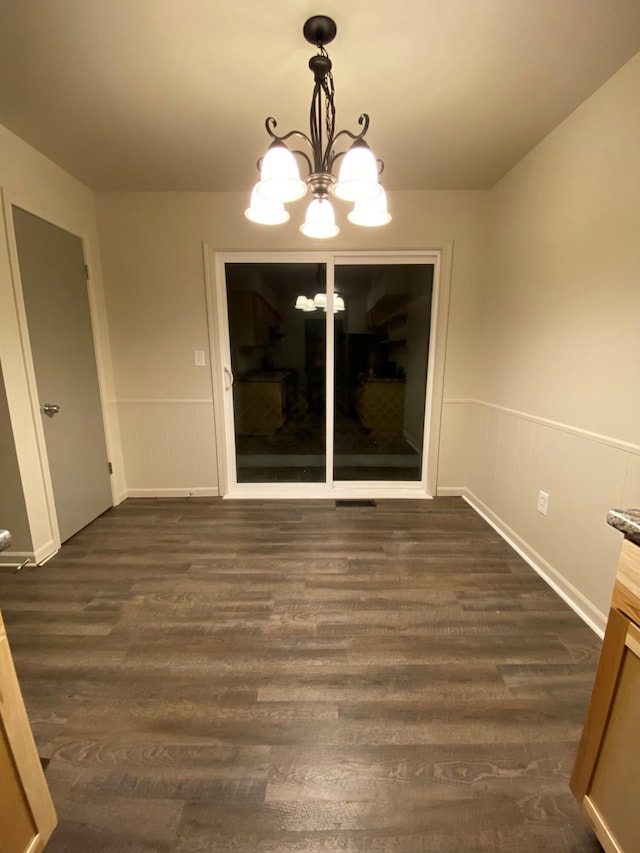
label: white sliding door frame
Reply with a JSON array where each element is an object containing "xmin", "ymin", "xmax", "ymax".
[{"xmin": 204, "ymin": 247, "xmax": 451, "ymax": 500}]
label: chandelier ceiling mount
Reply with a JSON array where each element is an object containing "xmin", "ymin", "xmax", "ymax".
[{"xmin": 302, "ymin": 14, "xmax": 337, "ymax": 50}]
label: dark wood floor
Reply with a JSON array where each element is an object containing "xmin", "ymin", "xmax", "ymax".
[{"xmin": 0, "ymin": 497, "xmax": 602, "ymax": 852}]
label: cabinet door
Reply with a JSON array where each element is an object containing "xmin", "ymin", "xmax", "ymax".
[
  {"xmin": 583, "ymin": 620, "xmax": 640, "ymax": 853},
  {"xmin": 228, "ymin": 291, "xmax": 257, "ymax": 347},
  {"xmin": 228, "ymin": 291, "xmax": 278, "ymax": 348},
  {"xmin": 0, "ymin": 614, "xmax": 56, "ymax": 852}
]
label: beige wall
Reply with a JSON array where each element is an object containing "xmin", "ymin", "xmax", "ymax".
[
  {"xmin": 481, "ymin": 53, "xmax": 640, "ymax": 440},
  {"xmin": 95, "ymin": 189, "xmax": 488, "ymax": 495},
  {"xmin": 440, "ymin": 53, "xmax": 640, "ymax": 631},
  {"xmin": 0, "ymin": 123, "xmax": 122, "ymax": 560}
]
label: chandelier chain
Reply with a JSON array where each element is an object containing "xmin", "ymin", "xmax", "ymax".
[{"xmin": 324, "ymin": 69, "xmax": 335, "ymax": 171}]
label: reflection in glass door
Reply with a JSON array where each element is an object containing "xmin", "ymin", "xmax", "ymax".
[
  {"xmin": 333, "ymin": 264, "xmax": 433, "ymax": 481},
  {"xmin": 225, "ymin": 262, "xmax": 327, "ymax": 483}
]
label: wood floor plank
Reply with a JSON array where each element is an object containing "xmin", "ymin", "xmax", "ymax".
[
  {"xmin": 0, "ymin": 496, "xmax": 601, "ymax": 851},
  {"xmin": 265, "ymin": 740, "xmax": 581, "ymax": 801}
]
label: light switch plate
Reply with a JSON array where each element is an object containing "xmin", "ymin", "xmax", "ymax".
[
  {"xmin": 194, "ymin": 350, "xmax": 206, "ymax": 367},
  {"xmin": 537, "ymin": 490, "xmax": 549, "ymax": 515}
]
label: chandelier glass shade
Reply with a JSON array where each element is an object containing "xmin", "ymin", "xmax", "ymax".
[
  {"xmin": 300, "ymin": 198, "xmax": 339, "ymax": 239},
  {"xmin": 244, "ymin": 186, "xmax": 290, "ymax": 224},
  {"xmin": 245, "ymin": 15, "xmax": 391, "ymax": 238},
  {"xmin": 347, "ymin": 190, "xmax": 392, "ymax": 227},
  {"xmin": 333, "ymin": 141, "xmax": 382, "ymax": 203},
  {"xmin": 257, "ymin": 143, "xmax": 306, "ymax": 204}
]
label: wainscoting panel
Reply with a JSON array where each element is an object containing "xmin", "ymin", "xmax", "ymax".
[
  {"xmin": 116, "ymin": 400, "xmax": 219, "ymax": 497},
  {"xmin": 438, "ymin": 400, "xmax": 640, "ymax": 632}
]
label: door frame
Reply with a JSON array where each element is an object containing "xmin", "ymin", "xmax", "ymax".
[
  {"xmin": 0, "ymin": 187, "xmax": 120, "ymax": 561},
  {"xmin": 204, "ymin": 246, "xmax": 453, "ymax": 499}
]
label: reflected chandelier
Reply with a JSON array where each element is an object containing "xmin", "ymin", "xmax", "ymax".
[{"xmin": 245, "ymin": 15, "xmax": 391, "ymax": 238}]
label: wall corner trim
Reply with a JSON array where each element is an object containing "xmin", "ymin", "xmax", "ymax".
[{"xmin": 34, "ymin": 538, "xmax": 57, "ymax": 565}]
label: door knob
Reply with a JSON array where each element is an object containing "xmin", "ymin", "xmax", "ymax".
[
  {"xmin": 0, "ymin": 529, "xmax": 11, "ymax": 552},
  {"xmin": 42, "ymin": 403, "xmax": 61, "ymax": 417}
]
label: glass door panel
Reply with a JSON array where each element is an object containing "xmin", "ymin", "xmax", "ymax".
[
  {"xmin": 225, "ymin": 262, "xmax": 326, "ymax": 483},
  {"xmin": 333, "ymin": 264, "xmax": 434, "ymax": 481}
]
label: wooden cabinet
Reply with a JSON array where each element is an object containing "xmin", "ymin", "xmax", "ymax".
[
  {"xmin": 571, "ymin": 539, "xmax": 640, "ymax": 853},
  {"xmin": 356, "ymin": 380, "xmax": 405, "ymax": 434},
  {"xmin": 228, "ymin": 291, "xmax": 280, "ymax": 347},
  {"xmin": 0, "ymin": 611, "xmax": 56, "ymax": 852},
  {"xmin": 366, "ymin": 294, "xmax": 408, "ymax": 329},
  {"xmin": 234, "ymin": 378, "xmax": 285, "ymax": 435}
]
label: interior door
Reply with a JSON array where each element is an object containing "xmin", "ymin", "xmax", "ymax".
[{"xmin": 12, "ymin": 206, "xmax": 112, "ymax": 543}]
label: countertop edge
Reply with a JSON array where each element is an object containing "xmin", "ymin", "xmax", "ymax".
[{"xmin": 607, "ymin": 509, "xmax": 640, "ymax": 547}]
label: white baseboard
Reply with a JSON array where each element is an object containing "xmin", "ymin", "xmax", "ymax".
[
  {"xmin": 37, "ymin": 547, "xmax": 59, "ymax": 566},
  {"xmin": 34, "ymin": 538, "xmax": 57, "ymax": 565},
  {"xmin": 458, "ymin": 489, "xmax": 605, "ymax": 637},
  {"xmin": 436, "ymin": 486, "xmax": 466, "ymax": 496},
  {"xmin": 0, "ymin": 551, "xmax": 32, "ymax": 567},
  {"xmin": 125, "ymin": 487, "xmax": 220, "ymax": 498},
  {"xmin": 0, "ymin": 537, "xmax": 58, "ymax": 567}
]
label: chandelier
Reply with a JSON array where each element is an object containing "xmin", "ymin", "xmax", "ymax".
[
  {"xmin": 294, "ymin": 292, "xmax": 345, "ymax": 313},
  {"xmin": 245, "ymin": 15, "xmax": 391, "ymax": 238}
]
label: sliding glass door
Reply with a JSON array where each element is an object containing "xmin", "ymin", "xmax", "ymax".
[
  {"xmin": 226, "ymin": 262, "xmax": 327, "ymax": 483},
  {"xmin": 333, "ymin": 263, "xmax": 433, "ymax": 482},
  {"xmin": 216, "ymin": 253, "xmax": 438, "ymax": 495}
]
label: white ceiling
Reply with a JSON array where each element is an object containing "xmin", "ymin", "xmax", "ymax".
[{"xmin": 1, "ymin": 0, "xmax": 639, "ymax": 192}]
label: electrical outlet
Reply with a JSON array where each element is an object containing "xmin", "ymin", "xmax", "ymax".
[{"xmin": 537, "ymin": 490, "xmax": 549, "ymax": 516}]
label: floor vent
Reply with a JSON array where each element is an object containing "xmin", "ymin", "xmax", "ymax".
[{"xmin": 335, "ymin": 499, "xmax": 377, "ymax": 508}]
